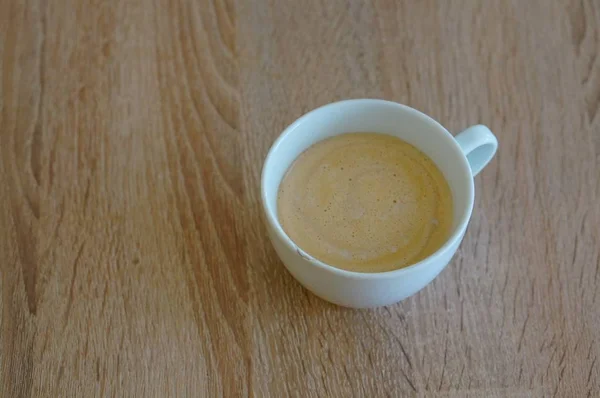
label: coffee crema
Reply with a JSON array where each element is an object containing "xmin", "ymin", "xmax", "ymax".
[{"xmin": 277, "ymin": 133, "xmax": 454, "ymax": 273}]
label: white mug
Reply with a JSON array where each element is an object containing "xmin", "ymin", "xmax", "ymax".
[{"xmin": 261, "ymin": 99, "xmax": 498, "ymax": 308}]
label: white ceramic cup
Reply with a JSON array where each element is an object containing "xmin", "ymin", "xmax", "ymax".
[{"xmin": 261, "ymin": 99, "xmax": 498, "ymax": 308}]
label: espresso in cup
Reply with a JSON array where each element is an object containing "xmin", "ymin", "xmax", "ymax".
[{"xmin": 277, "ymin": 133, "xmax": 453, "ymax": 273}]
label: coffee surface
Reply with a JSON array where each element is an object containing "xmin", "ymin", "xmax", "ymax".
[{"xmin": 277, "ymin": 133, "xmax": 453, "ymax": 273}]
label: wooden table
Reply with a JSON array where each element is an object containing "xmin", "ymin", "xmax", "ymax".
[{"xmin": 1, "ymin": 0, "xmax": 599, "ymax": 396}]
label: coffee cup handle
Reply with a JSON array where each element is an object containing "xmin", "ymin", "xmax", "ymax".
[{"xmin": 454, "ymin": 125, "xmax": 498, "ymax": 177}]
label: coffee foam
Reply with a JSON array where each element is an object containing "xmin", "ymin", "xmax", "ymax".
[{"xmin": 277, "ymin": 133, "xmax": 453, "ymax": 273}]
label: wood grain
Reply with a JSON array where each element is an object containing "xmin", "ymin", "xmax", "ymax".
[{"xmin": 1, "ymin": 0, "xmax": 599, "ymax": 396}]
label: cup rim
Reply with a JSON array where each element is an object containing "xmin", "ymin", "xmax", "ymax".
[{"xmin": 261, "ymin": 99, "xmax": 475, "ymax": 280}]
